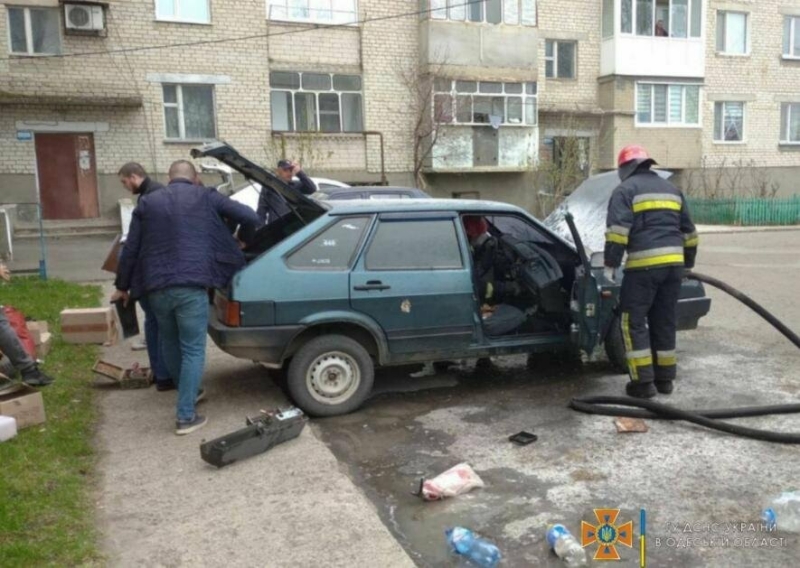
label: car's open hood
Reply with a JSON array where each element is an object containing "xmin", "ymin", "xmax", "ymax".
[
  {"xmin": 543, "ymin": 169, "xmax": 673, "ymax": 253},
  {"xmin": 190, "ymin": 142, "xmax": 326, "ymax": 225}
]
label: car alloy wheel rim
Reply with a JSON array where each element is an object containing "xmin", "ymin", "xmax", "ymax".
[{"xmin": 307, "ymin": 351, "xmax": 361, "ymax": 405}]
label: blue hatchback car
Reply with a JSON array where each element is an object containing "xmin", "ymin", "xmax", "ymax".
[{"xmin": 192, "ymin": 143, "xmax": 711, "ymax": 417}]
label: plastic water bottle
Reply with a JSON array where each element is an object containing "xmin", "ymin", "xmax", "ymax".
[
  {"xmin": 547, "ymin": 524, "xmax": 587, "ymax": 567},
  {"xmin": 445, "ymin": 526, "xmax": 501, "ymax": 568},
  {"xmin": 762, "ymin": 491, "xmax": 800, "ymax": 532}
]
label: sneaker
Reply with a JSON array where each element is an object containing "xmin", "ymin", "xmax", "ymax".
[
  {"xmin": 655, "ymin": 380, "xmax": 674, "ymax": 395},
  {"xmin": 155, "ymin": 380, "xmax": 177, "ymax": 392},
  {"xmin": 21, "ymin": 367, "xmax": 54, "ymax": 387},
  {"xmin": 195, "ymin": 388, "xmax": 206, "ymax": 404},
  {"xmin": 131, "ymin": 340, "xmax": 147, "ymax": 351},
  {"xmin": 626, "ymin": 381, "xmax": 657, "ymax": 399},
  {"xmin": 175, "ymin": 414, "xmax": 207, "ymax": 436}
]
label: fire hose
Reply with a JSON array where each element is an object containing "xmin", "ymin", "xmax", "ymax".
[{"xmin": 570, "ymin": 272, "xmax": 800, "ymax": 443}]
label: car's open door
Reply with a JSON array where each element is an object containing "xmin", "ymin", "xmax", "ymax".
[{"xmin": 564, "ymin": 212, "xmax": 601, "ymax": 355}]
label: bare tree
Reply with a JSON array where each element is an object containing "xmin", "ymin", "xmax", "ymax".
[{"xmin": 397, "ymin": 58, "xmax": 452, "ymax": 190}]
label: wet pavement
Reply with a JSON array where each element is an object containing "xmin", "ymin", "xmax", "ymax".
[{"xmin": 313, "ymin": 230, "xmax": 800, "ymax": 568}]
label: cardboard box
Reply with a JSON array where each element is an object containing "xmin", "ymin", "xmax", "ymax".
[
  {"xmin": 36, "ymin": 332, "xmax": 53, "ymax": 358},
  {"xmin": 61, "ymin": 307, "xmax": 118, "ymax": 345},
  {"xmin": 26, "ymin": 321, "xmax": 50, "ymax": 345},
  {"xmin": 92, "ymin": 360, "xmax": 152, "ymax": 389},
  {"xmin": 0, "ymin": 384, "xmax": 46, "ymax": 429},
  {"xmin": 101, "ymin": 234, "xmax": 122, "ymax": 274}
]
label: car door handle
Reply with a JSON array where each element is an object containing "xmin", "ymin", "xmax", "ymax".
[{"xmin": 354, "ymin": 280, "xmax": 391, "ymax": 291}]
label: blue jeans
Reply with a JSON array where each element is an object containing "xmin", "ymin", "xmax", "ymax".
[
  {"xmin": 137, "ymin": 295, "xmax": 170, "ymax": 383},
  {"xmin": 147, "ymin": 287, "xmax": 209, "ymax": 422}
]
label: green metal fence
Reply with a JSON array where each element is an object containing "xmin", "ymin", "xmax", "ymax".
[{"xmin": 687, "ymin": 197, "xmax": 800, "ymax": 226}]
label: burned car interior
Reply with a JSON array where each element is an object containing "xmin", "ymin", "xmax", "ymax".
[{"xmin": 469, "ymin": 214, "xmax": 582, "ymax": 338}]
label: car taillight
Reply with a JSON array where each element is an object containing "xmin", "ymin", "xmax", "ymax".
[{"xmin": 214, "ymin": 293, "xmax": 241, "ymax": 327}]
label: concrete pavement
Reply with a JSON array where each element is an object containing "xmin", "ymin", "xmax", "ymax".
[{"xmin": 94, "ymin": 288, "xmax": 414, "ymax": 568}]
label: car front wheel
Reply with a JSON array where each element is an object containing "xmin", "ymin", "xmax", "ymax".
[{"xmin": 287, "ymin": 335, "xmax": 375, "ymax": 417}]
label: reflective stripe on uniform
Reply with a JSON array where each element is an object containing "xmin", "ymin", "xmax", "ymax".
[
  {"xmin": 633, "ymin": 200, "xmax": 683, "ymax": 213},
  {"xmin": 626, "ymin": 348, "xmax": 651, "ymax": 360},
  {"xmin": 626, "ymin": 246, "xmax": 685, "ymax": 269},
  {"xmin": 486, "ymin": 282, "xmax": 494, "ymax": 300},
  {"xmin": 683, "ymin": 231, "xmax": 699, "ymax": 248},
  {"xmin": 621, "ymin": 312, "xmax": 638, "ymax": 380},
  {"xmin": 631, "ymin": 192, "xmax": 683, "ymax": 214},
  {"xmin": 606, "ymin": 232, "xmax": 629, "ymax": 245},
  {"xmin": 656, "ymin": 350, "xmax": 677, "ymax": 366}
]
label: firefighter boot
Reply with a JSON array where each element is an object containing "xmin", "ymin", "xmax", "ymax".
[{"xmin": 626, "ymin": 380, "xmax": 657, "ymax": 399}]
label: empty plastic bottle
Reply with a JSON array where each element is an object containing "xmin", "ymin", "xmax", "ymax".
[
  {"xmin": 445, "ymin": 526, "xmax": 501, "ymax": 568},
  {"xmin": 546, "ymin": 524, "xmax": 587, "ymax": 567},
  {"xmin": 762, "ymin": 491, "xmax": 800, "ymax": 532}
]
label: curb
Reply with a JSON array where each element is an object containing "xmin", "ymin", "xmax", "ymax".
[{"xmin": 697, "ymin": 225, "xmax": 800, "ymax": 235}]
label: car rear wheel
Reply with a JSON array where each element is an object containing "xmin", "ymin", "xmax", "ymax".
[
  {"xmin": 287, "ymin": 335, "xmax": 374, "ymax": 417},
  {"xmin": 604, "ymin": 313, "xmax": 628, "ymax": 374}
]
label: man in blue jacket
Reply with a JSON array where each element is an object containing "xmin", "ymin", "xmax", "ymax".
[{"xmin": 113, "ymin": 160, "xmax": 261, "ymax": 435}]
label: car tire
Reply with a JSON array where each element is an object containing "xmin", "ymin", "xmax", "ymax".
[
  {"xmin": 287, "ymin": 335, "xmax": 374, "ymax": 417},
  {"xmin": 604, "ymin": 313, "xmax": 628, "ymax": 374}
]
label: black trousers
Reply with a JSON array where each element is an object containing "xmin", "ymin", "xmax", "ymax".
[{"xmin": 619, "ymin": 266, "xmax": 683, "ymax": 384}]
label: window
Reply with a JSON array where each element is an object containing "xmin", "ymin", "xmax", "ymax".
[
  {"xmin": 162, "ymin": 85, "xmax": 216, "ymax": 140},
  {"xmin": 716, "ymin": 12, "xmax": 748, "ymax": 54},
  {"xmin": 286, "ymin": 217, "xmax": 369, "ymax": 269},
  {"xmin": 620, "ymin": 0, "xmax": 700, "ymax": 37},
  {"xmin": 429, "ymin": 0, "xmax": 536, "ymax": 26},
  {"xmin": 155, "ymin": 0, "xmax": 210, "ymax": 23},
  {"xmin": 267, "ymin": 0, "xmax": 357, "ymax": 24},
  {"xmin": 713, "ymin": 102, "xmax": 744, "ymax": 142},
  {"xmin": 433, "ymin": 80, "xmax": 538, "ymax": 126},
  {"xmin": 780, "ymin": 103, "xmax": 800, "ymax": 144},
  {"xmin": 636, "ymin": 83, "xmax": 700, "ymax": 126},
  {"xmin": 7, "ymin": 7, "xmax": 60, "ymax": 55},
  {"xmin": 545, "ymin": 40, "xmax": 576, "ymax": 79},
  {"xmin": 783, "ymin": 16, "xmax": 800, "ymax": 58},
  {"xmin": 366, "ymin": 220, "xmax": 463, "ymax": 270},
  {"xmin": 270, "ymin": 71, "xmax": 363, "ymax": 133}
]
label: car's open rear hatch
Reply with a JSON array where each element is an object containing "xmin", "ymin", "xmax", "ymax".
[{"xmin": 191, "ymin": 142, "xmax": 329, "ymax": 258}]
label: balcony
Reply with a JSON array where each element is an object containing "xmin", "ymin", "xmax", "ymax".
[
  {"xmin": 420, "ymin": 20, "xmax": 538, "ymax": 81},
  {"xmin": 601, "ymin": 35, "xmax": 705, "ymax": 78},
  {"xmin": 600, "ymin": 0, "xmax": 705, "ymax": 78},
  {"xmin": 427, "ymin": 125, "xmax": 538, "ymax": 172}
]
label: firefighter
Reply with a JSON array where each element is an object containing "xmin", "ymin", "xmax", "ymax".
[{"xmin": 604, "ymin": 145, "xmax": 698, "ymax": 398}]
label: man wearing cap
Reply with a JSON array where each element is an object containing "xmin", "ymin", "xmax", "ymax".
[
  {"xmin": 604, "ymin": 145, "xmax": 698, "ymax": 399},
  {"xmin": 256, "ymin": 160, "xmax": 317, "ymax": 225}
]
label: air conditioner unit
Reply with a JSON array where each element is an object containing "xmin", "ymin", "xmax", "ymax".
[{"xmin": 64, "ymin": 3, "xmax": 105, "ymax": 31}]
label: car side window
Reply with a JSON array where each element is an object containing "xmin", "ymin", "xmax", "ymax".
[
  {"xmin": 368, "ymin": 193, "xmax": 404, "ymax": 200},
  {"xmin": 486, "ymin": 215, "xmax": 550, "ymax": 244},
  {"xmin": 286, "ymin": 216, "xmax": 370, "ymax": 270},
  {"xmin": 365, "ymin": 219, "xmax": 463, "ymax": 270}
]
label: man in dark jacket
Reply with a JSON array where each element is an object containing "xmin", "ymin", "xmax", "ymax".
[
  {"xmin": 256, "ymin": 160, "xmax": 316, "ymax": 225},
  {"xmin": 113, "ymin": 160, "xmax": 261, "ymax": 435},
  {"xmin": 118, "ymin": 163, "xmax": 172, "ymax": 389},
  {"xmin": 604, "ymin": 145, "xmax": 698, "ymax": 399},
  {"xmin": 118, "ymin": 162, "xmax": 165, "ymax": 204}
]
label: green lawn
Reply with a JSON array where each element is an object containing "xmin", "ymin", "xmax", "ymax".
[{"xmin": 0, "ymin": 277, "xmax": 102, "ymax": 567}]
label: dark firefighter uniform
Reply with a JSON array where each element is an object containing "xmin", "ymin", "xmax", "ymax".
[{"xmin": 604, "ymin": 145, "xmax": 698, "ymax": 398}]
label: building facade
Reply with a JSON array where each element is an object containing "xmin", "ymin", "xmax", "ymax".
[{"xmin": 0, "ymin": 0, "xmax": 798, "ymax": 227}]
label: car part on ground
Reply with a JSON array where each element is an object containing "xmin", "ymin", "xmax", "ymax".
[{"xmin": 199, "ymin": 407, "xmax": 307, "ymax": 468}]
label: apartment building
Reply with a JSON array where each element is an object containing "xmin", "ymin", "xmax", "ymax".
[{"xmin": 0, "ymin": 1, "xmax": 798, "ymax": 226}]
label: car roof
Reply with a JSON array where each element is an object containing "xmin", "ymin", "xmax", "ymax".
[
  {"xmin": 324, "ymin": 198, "xmax": 525, "ymax": 215},
  {"xmin": 324, "ymin": 186, "xmax": 427, "ymax": 194}
]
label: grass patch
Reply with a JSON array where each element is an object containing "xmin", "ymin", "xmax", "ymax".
[{"xmin": 0, "ymin": 277, "xmax": 102, "ymax": 567}]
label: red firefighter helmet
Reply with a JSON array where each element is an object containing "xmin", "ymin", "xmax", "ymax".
[{"xmin": 617, "ymin": 144, "xmax": 653, "ymax": 167}]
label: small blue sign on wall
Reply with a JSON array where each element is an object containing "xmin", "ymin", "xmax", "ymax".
[{"xmin": 16, "ymin": 130, "xmax": 33, "ymax": 141}]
